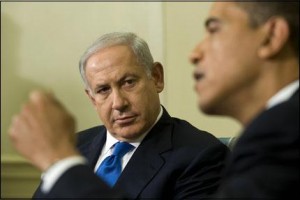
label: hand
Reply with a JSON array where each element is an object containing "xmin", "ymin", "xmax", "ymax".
[{"xmin": 9, "ymin": 90, "xmax": 79, "ymax": 171}]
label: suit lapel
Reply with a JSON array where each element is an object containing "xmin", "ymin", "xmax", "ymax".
[
  {"xmin": 114, "ymin": 108, "xmax": 173, "ymax": 198},
  {"xmin": 86, "ymin": 128, "xmax": 107, "ymax": 167}
]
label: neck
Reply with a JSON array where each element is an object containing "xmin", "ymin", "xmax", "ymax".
[{"xmin": 229, "ymin": 58, "xmax": 298, "ymax": 127}]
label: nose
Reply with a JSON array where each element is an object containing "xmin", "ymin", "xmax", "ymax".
[
  {"xmin": 189, "ymin": 42, "xmax": 203, "ymax": 66},
  {"xmin": 111, "ymin": 89, "xmax": 128, "ymax": 111}
]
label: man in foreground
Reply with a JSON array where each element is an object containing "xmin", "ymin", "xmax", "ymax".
[{"xmin": 190, "ymin": 2, "xmax": 299, "ymax": 198}]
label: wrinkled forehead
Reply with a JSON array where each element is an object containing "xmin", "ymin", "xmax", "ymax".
[{"xmin": 87, "ymin": 45, "xmax": 135, "ymax": 66}]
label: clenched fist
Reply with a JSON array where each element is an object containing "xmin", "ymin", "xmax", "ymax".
[{"xmin": 9, "ymin": 91, "xmax": 80, "ymax": 171}]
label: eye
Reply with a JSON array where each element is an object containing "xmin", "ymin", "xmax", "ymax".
[
  {"xmin": 205, "ymin": 18, "xmax": 220, "ymax": 35},
  {"xmin": 125, "ymin": 79, "xmax": 134, "ymax": 85},
  {"xmin": 96, "ymin": 86, "xmax": 111, "ymax": 95},
  {"xmin": 123, "ymin": 78, "xmax": 136, "ymax": 88},
  {"xmin": 207, "ymin": 22, "xmax": 219, "ymax": 34}
]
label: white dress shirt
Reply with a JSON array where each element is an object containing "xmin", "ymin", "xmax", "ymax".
[
  {"xmin": 94, "ymin": 107, "xmax": 163, "ymax": 172},
  {"xmin": 266, "ymin": 80, "xmax": 299, "ymax": 109},
  {"xmin": 41, "ymin": 106, "xmax": 163, "ymax": 193},
  {"xmin": 94, "ymin": 130, "xmax": 143, "ymax": 172}
]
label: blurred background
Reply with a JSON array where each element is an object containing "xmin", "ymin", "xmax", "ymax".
[{"xmin": 1, "ymin": 2, "xmax": 241, "ymax": 198}]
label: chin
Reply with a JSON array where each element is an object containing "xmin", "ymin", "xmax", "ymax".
[
  {"xmin": 198, "ymin": 101, "xmax": 220, "ymax": 116},
  {"xmin": 115, "ymin": 126, "xmax": 144, "ymax": 140}
]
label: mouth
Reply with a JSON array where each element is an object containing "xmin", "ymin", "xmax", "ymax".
[
  {"xmin": 193, "ymin": 72, "xmax": 204, "ymax": 82},
  {"xmin": 114, "ymin": 115, "xmax": 137, "ymax": 125},
  {"xmin": 193, "ymin": 70, "xmax": 206, "ymax": 94}
]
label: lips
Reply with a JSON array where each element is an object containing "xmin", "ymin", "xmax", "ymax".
[
  {"xmin": 194, "ymin": 71, "xmax": 206, "ymax": 94},
  {"xmin": 114, "ymin": 115, "xmax": 137, "ymax": 125},
  {"xmin": 194, "ymin": 72, "xmax": 204, "ymax": 82}
]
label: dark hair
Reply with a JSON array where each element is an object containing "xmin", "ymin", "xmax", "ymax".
[{"xmin": 236, "ymin": 2, "xmax": 299, "ymax": 58}]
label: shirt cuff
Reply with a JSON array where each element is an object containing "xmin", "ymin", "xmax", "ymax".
[{"xmin": 41, "ymin": 155, "xmax": 87, "ymax": 193}]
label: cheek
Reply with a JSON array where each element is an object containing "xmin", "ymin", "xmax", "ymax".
[
  {"xmin": 136, "ymin": 87, "xmax": 159, "ymax": 115},
  {"xmin": 209, "ymin": 37, "xmax": 251, "ymax": 82},
  {"xmin": 203, "ymin": 52, "xmax": 243, "ymax": 102},
  {"xmin": 94, "ymin": 100, "xmax": 111, "ymax": 124}
]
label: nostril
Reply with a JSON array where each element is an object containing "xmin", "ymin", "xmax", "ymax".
[
  {"xmin": 189, "ymin": 52, "xmax": 200, "ymax": 65},
  {"xmin": 190, "ymin": 43, "xmax": 204, "ymax": 65},
  {"xmin": 192, "ymin": 58, "xmax": 199, "ymax": 65}
]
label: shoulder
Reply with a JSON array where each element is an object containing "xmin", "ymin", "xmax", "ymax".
[
  {"xmin": 159, "ymin": 107, "xmax": 223, "ymax": 147},
  {"xmin": 76, "ymin": 125, "xmax": 105, "ymax": 147},
  {"xmin": 170, "ymin": 117, "xmax": 224, "ymax": 148},
  {"xmin": 234, "ymin": 95, "xmax": 299, "ymax": 157},
  {"xmin": 161, "ymin": 107, "xmax": 220, "ymax": 145},
  {"xmin": 245, "ymin": 94, "xmax": 299, "ymax": 136}
]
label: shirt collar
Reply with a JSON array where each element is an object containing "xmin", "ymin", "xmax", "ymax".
[{"xmin": 266, "ymin": 80, "xmax": 299, "ymax": 109}]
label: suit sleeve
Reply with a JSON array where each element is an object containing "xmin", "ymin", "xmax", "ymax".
[
  {"xmin": 33, "ymin": 164, "xmax": 126, "ymax": 199},
  {"xmin": 173, "ymin": 143, "xmax": 229, "ymax": 199}
]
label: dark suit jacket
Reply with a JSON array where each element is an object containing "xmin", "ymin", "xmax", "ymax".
[
  {"xmin": 33, "ymin": 107, "xmax": 229, "ymax": 199},
  {"xmin": 216, "ymin": 90, "xmax": 299, "ymax": 198}
]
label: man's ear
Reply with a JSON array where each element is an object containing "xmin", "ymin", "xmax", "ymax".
[
  {"xmin": 151, "ymin": 62, "xmax": 164, "ymax": 93},
  {"xmin": 258, "ymin": 17, "xmax": 290, "ymax": 59},
  {"xmin": 85, "ymin": 89, "xmax": 97, "ymax": 108}
]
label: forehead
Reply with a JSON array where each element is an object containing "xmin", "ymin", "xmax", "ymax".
[
  {"xmin": 209, "ymin": 2, "xmax": 248, "ymax": 22},
  {"xmin": 85, "ymin": 45, "xmax": 145, "ymax": 82},
  {"xmin": 87, "ymin": 45, "xmax": 135, "ymax": 67},
  {"xmin": 85, "ymin": 45, "xmax": 142, "ymax": 75}
]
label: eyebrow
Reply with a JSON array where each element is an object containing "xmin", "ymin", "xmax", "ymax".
[
  {"xmin": 94, "ymin": 83, "xmax": 109, "ymax": 93},
  {"xmin": 204, "ymin": 17, "xmax": 220, "ymax": 29},
  {"xmin": 118, "ymin": 73, "xmax": 139, "ymax": 83},
  {"xmin": 94, "ymin": 73, "xmax": 139, "ymax": 90}
]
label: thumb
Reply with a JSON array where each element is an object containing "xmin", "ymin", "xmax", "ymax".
[{"xmin": 29, "ymin": 90, "xmax": 47, "ymax": 103}]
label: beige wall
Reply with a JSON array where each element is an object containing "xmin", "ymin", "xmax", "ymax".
[
  {"xmin": 163, "ymin": 2, "xmax": 241, "ymax": 137},
  {"xmin": 1, "ymin": 2, "xmax": 241, "ymax": 198}
]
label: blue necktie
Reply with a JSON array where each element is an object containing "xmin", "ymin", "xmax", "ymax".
[{"xmin": 96, "ymin": 142, "xmax": 134, "ymax": 187}]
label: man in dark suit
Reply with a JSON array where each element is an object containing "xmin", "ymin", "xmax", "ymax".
[
  {"xmin": 190, "ymin": 2, "xmax": 299, "ymax": 198},
  {"xmin": 75, "ymin": 107, "xmax": 228, "ymax": 199},
  {"xmin": 10, "ymin": 32, "xmax": 228, "ymax": 199}
]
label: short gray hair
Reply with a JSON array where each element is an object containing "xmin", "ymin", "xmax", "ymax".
[{"xmin": 79, "ymin": 32, "xmax": 154, "ymax": 88}]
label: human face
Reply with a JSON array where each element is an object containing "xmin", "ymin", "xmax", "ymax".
[
  {"xmin": 190, "ymin": 2, "xmax": 265, "ymax": 118},
  {"xmin": 85, "ymin": 45, "xmax": 164, "ymax": 141}
]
